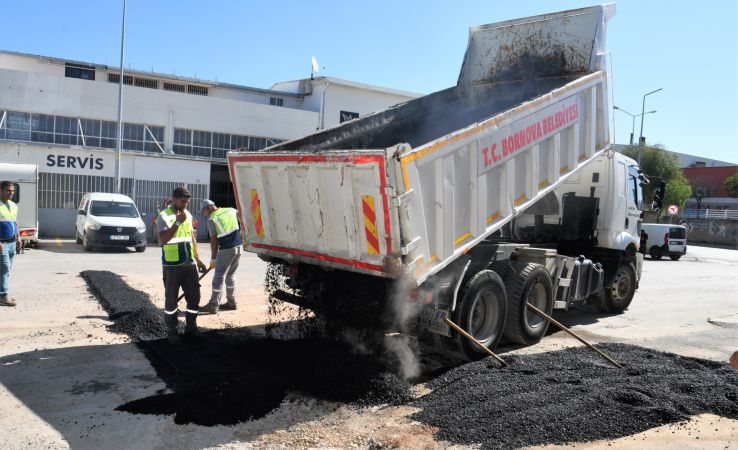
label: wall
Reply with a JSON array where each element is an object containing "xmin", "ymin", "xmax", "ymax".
[
  {"xmin": 682, "ymin": 166, "xmax": 738, "ymax": 197},
  {"xmin": 0, "ymin": 67, "xmax": 319, "ymax": 140},
  {"xmin": 685, "ymin": 218, "xmax": 738, "ymax": 248}
]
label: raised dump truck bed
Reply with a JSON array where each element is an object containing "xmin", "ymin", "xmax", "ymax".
[{"xmin": 229, "ymin": 5, "xmax": 642, "ymax": 361}]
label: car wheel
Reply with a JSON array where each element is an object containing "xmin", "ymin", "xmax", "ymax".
[
  {"xmin": 669, "ymin": 255, "xmax": 681, "ymax": 261},
  {"xmin": 82, "ymin": 233, "xmax": 94, "ymax": 252},
  {"xmin": 601, "ymin": 263, "xmax": 636, "ymax": 314},
  {"xmin": 75, "ymin": 231, "xmax": 83, "ymax": 245},
  {"xmin": 135, "ymin": 244, "xmax": 146, "ymax": 253},
  {"xmin": 649, "ymin": 246, "xmax": 662, "ymax": 260}
]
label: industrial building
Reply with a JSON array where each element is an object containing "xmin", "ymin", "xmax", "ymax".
[{"xmin": 0, "ymin": 50, "xmax": 419, "ymax": 237}]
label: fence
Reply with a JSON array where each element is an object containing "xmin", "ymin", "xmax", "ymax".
[{"xmin": 683, "ymin": 208, "xmax": 738, "ymax": 220}]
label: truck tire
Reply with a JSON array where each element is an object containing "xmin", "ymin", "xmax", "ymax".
[
  {"xmin": 649, "ymin": 246, "xmax": 662, "ymax": 260},
  {"xmin": 601, "ymin": 263, "xmax": 636, "ymax": 314},
  {"xmin": 503, "ymin": 263, "xmax": 553, "ymax": 345},
  {"xmin": 453, "ymin": 270, "xmax": 507, "ymax": 360}
]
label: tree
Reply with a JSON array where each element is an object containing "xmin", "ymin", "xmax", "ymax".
[
  {"xmin": 620, "ymin": 144, "xmax": 681, "ymax": 203},
  {"xmin": 663, "ymin": 174, "xmax": 693, "ymax": 212},
  {"xmin": 725, "ymin": 173, "xmax": 738, "ymax": 198}
]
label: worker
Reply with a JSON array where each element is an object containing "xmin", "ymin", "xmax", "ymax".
[
  {"xmin": 157, "ymin": 187, "xmax": 207, "ymax": 343},
  {"xmin": 639, "ymin": 229, "xmax": 649, "ymax": 255},
  {"xmin": 198, "ymin": 199, "xmax": 242, "ymax": 314},
  {"xmin": 0, "ymin": 181, "xmax": 21, "ymax": 307}
]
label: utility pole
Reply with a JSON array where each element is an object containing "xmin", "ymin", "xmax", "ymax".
[
  {"xmin": 638, "ymin": 88, "xmax": 662, "ymax": 146},
  {"xmin": 115, "ymin": 0, "xmax": 127, "ymax": 194}
]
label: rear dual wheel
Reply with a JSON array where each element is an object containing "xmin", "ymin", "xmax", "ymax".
[
  {"xmin": 502, "ymin": 263, "xmax": 554, "ymax": 346},
  {"xmin": 452, "ymin": 270, "xmax": 507, "ymax": 361}
]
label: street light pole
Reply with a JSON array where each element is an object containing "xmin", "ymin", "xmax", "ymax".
[
  {"xmin": 115, "ymin": 0, "xmax": 127, "ymax": 194},
  {"xmin": 638, "ymin": 88, "xmax": 662, "ymax": 146},
  {"xmin": 613, "ymin": 106, "xmax": 656, "ymax": 154}
]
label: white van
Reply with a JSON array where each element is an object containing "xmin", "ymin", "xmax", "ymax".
[
  {"xmin": 641, "ymin": 223, "xmax": 687, "ymax": 261},
  {"xmin": 75, "ymin": 193, "xmax": 147, "ymax": 252},
  {"xmin": 0, "ymin": 163, "xmax": 39, "ymax": 247}
]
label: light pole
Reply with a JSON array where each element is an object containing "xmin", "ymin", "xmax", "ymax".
[
  {"xmin": 115, "ymin": 0, "xmax": 127, "ymax": 194},
  {"xmin": 613, "ymin": 106, "xmax": 656, "ymax": 145},
  {"xmin": 638, "ymin": 88, "xmax": 662, "ymax": 146}
]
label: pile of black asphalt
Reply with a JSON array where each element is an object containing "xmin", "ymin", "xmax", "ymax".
[
  {"xmin": 81, "ymin": 270, "xmax": 738, "ymax": 447},
  {"xmin": 80, "ymin": 270, "xmax": 413, "ymax": 426},
  {"xmin": 411, "ymin": 343, "xmax": 738, "ymax": 449}
]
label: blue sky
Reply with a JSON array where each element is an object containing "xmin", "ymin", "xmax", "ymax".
[{"xmin": 1, "ymin": 0, "xmax": 736, "ymax": 163}]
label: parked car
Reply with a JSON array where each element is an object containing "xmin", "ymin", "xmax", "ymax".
[
  {"xmin": 75, "ymin": 193, "xmax": 147, "ymax": 252},
  {"xmin": 641, "ymin": 223, "xmax": 687, "ymax": 260}
]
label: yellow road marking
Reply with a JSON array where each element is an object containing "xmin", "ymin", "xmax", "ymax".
[{"xmin": 55, "ymin": 238, "xmax": 62, "ymax": 247}]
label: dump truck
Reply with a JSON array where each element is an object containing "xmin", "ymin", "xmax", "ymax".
[{"xmin": 228, "ymin": 4, "xmax": 652, "ymax": 360}]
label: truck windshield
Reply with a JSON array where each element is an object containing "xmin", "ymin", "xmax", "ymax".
[
  {"xmin": 628, "ymin": 166, "xmax": 643, "ymax": 210},
  {"xmin": 90, "ymin": 201, "xmax": 140, "ymax": 218}
]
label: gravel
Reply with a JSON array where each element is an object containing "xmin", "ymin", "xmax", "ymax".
[{"xmin": 412, "ymin": 343, "xmax": 738, "ymax": 449}]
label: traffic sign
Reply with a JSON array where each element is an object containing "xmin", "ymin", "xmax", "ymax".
[{"xmin": 667, "ymin": 205, "xmax": 679, "ymax": 216}]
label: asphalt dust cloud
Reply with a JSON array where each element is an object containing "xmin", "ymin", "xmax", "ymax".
[{"xmin": 412, "ymin": 343, "xmax": 738, "ymax": 449}]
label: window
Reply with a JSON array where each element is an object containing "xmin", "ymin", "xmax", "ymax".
[
  {"xmin": 134, "ymin": 77, "xmax": 158, "ymax": 89},
  {"xmin": 270, "ymin": 97, "xmax": 284, "ymax": 107},
  {"xmin": 31, "ymin": 113, "xmax": 55, "ymax": 143},
  {"xmin": 212, "ymin": 133, "xmax": 230, "ymax": 159},
  {"xmin": 108, "ymin": 73, "xmax": 133, "ymax": 85},
  {"xmin": 187, "ymin": 85, "xmax": 208, "ymax": 96},
  {"xmin": 122, "ymin": 123, "xmax": 145, "ymax": 151},
  {"xmin": 6, "ymin": 111, "xmax": 31, "ymax": 141},
  {"xmin": 163, "ymin": 82, "xmax": 185, "ymax": 93},
  {"xmin": 90, "ymin": 201, "xmax": 140, "ymax": 218},
  {"xmin": 230, "ymin": 134, "xmax": 249, "ymax": 150},
  {"xmin": 144, "ymin": 126, "xmax": 165, "ymax": 152},
  {"xmin": 250, "ymin": 137, "xmax": 266, "ymax": 151},
  {"xmin": 79, "ymin": 118, "xmax": 101, "ymax": 148},
  {"xmin": 669, "ymin": 227, "xmax": 686, "ymax": 239},
  {"xmin": 628, "ymin": 165, "xmax": 642, "ymax": 209},
  {"xmin": 65, "ymin": 63, "xmax": 95, "ymax": 81},
  {"xmin": 54, "ymin": 116, "xmax": 79, "ymax": 145},
  {"xmin": 192, "ymin": 130, "xmax": 212, "ymax": 157},
  {"xmin": 173, "ymin": 128, "xmax": 192, "ymax": 155},
  {"xmin": 100, "ymin": 121, "xmax": 117, "ymax": 149}
]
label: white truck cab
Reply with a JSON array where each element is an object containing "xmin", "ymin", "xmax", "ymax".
[{"xmin": 75, "ymin": 192, "xmax": 147, "ymax": 252}]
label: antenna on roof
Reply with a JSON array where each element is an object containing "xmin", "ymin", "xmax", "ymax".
[{"xmin": 311, "ymin": 56, "xmax": 320, "ymax": 80}]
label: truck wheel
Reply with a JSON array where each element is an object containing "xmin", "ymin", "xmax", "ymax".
[
  {"xmin": 453, "ymin": 270, "xmax": 507, "ymax": 360},
  {"xmin": 669, "ymin": 255, "xmax": 681, "ymax": 261},
  {"xmin": 649, "ymin": 246, "xmax": 662, "ymax": 260},
  {"xmin": 601, "ymin": 263, "xmax": 636, "ymax": 314},
  {"xmin": 503, "ymin": 263, "xmax": 553, "ymax": 346}
]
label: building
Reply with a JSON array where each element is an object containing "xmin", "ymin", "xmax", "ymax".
[
  {"xmin": 682, "ymin": 165, "xmax": 738, "ymax": 210},
  {"xmin": 0, "ymin": 50, "xmax": 420, "ymax": 237}
]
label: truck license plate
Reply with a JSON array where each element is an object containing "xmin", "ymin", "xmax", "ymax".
[
  {"xmin": 418, "ymin": 309, "xmax": 451, "ymax": 337},
  {"xmin": 110, "ymin": 235, "xmax": 129, "ymax": 241}
]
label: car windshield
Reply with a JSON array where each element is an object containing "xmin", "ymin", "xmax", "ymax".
[{"xmin": 90, "ymin": 201, "xmax": 140, "ymax": 218}]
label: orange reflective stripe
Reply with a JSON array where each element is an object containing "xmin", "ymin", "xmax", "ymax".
[
  {"xmin": 250, "ymin": 189, "xmax": 264, "ymax": 238},
  {"xmin": 362, "ymin": 195, "xmax": 379, "ymax": 256}
]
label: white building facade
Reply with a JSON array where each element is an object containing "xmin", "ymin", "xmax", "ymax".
[{"xmin": 0, "ymin": 51, "xmax": 419, "ymax": 237}]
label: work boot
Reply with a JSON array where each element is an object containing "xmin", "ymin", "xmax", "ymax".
[
  {"xmin": 198, "ymin": 303, "xmax": 217, "ymax": 314},
  {"xmin": 219, "ymin": 303, "xmax": 237, "ymax": 311},
  {"xmin": 0, "ymin": 296, "xmax": 16, "ymax": 307},
  {"xmin": 167, "ymin": 329, "xmax": 180, "ymax": 344}
]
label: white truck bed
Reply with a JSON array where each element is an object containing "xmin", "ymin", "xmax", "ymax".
[{"xmin": 228, "ymin": 5, "xmax": 614, "ymax": 286}]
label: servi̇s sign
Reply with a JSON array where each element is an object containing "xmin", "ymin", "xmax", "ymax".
[
  {"xmin": 46, "ymin": 153, "xmax": 104, "ymax": 171},
  {"xmin": 477, "ymin": 94, "xmax": 580, "ymax": 174}
]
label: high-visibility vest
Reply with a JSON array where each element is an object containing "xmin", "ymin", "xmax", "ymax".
[
  {"xmin": 0, "ymin": 200, "xmax": 18, "ymax": 241},
  {"xmin": 159, "ymin": 207, "xmax": 194, "ymax": 266},
  {"xmin": 209, "ymin": 207, "xmax": 242, "ymax": 250}
]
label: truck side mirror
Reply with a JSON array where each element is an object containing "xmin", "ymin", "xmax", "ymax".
[{"xmin": 652, "ymin": 181, "xmax": 666, "ymax": 210}]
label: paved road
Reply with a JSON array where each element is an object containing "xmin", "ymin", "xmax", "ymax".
[{"xmin": 0, "ymin": 241, "xmax": 736, "ymax": 449}]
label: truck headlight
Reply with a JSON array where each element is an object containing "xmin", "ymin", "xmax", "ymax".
[{"xmin": 86, "ymin": 221, "xmax": 101, "ymax": 231}]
